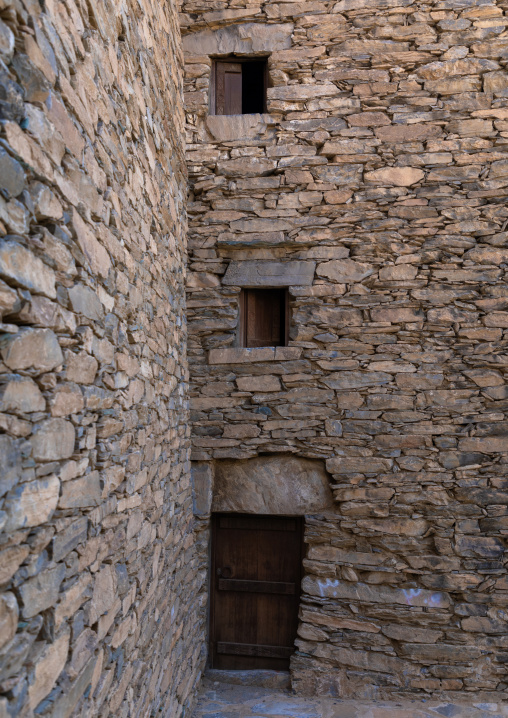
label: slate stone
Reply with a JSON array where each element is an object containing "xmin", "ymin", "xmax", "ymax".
[
  {"xmin": 191, "ymin": 461, "xmax": 213, "ymax": 517},
  {"xmin": 28, "ymin": 630, "xmax": 70, "ymax": 710},
  {"xmin": 58, "ymin": 472, "xmax": 101, "ymax": 509},
  {"xmin": 311, "ymin": 164, "xmax": 363, "ymax": 184},
  {"xmin": 0, "ymin": 66, "xmax": 25, "ymax": 122},
  {"xmin": 0, "ymin": 375, "xmax": 45, "ymax": 414},
  {"xmin": 0, "ymin": 328, "xmax": 63, "ymax": 371},
  {"xmin": 114, "ymin": 564, "xmax": 129, "ymax": 597},
  {"xmin": 302, "ymin": 576, "xmax": 450, "ymax": 609},
  {"xmin": 20, "ymin": 564, "xmax": 66, "ymax": 618},
  {"xmin": 68, "ymin": 284, "xmax": 104, "ymax": 321},
  {"xmin": 0, "ymin": 18, "xmax": 14, "ymax": 58},
  {"xmin": 52, "ymin": 518, "xmax": 88, "ymax": 562},
  {"xmin": 0, "ymin": 148, "xmax": 25, "ymax": 197},
  {"xmin": 0, "ymin": 593, "xmax": 18, "ymax": 652},
  {"xmin": 31, "ymin": 418, "xmax": 75, "ymax": 461},
  {"xmin": 50, "ymin": 655, "xmax": 96, "ymax": 718},
  {"xmin": 11, "ymin": 54, "xmax": 49, "ymax": 103},
  {"xmin": 0, "ymin": 631, "xmax": 36, "ymax": 682},
  {"xmin": 222, "ymin": 260, "xmax": 316, "ymax": 287},
  {"xmin": 0, "ymin": 434, "xmax": 21, "ymax": 498},
  {"xmin": 3, "ymin": 475, "xmax": 60, "ymax": 532}
]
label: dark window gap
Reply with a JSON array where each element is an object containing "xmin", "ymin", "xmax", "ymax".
[{"xmin": 242, "ymin": 61, "xmax": 266, "ymax": 114}]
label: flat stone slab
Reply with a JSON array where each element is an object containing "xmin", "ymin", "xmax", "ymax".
[
  {"xmin": 213, "ymin": 455, "xmax": 333, "ymax": 515},
  {"xmin": 192, "ymin": 676, "xmax": 508, "ymax": 718},
  {"xmin": 222, "ymin": 260, "xmax": 316, "ymax": 287},
  {"xmin": 206, "ymin": 670, "xmax": 291, "ymax": 690},
  {"xmin": 208, "ymin": 347, "xmax": 302, "ymax": 364}
]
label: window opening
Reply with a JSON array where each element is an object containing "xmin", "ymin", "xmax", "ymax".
[
  {"xmin": 240, "ymin": 288, "xmax": 288, "ymax": 348},
  {"xmin": 213, "ymin": 59, "xmax": 267, "ymax": 115}
]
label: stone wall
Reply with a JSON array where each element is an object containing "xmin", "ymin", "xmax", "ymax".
[
  {"xmin": 0, "ymin": 0, "xmax": 205, "ymax": 716},
  {"xmin": 182, "ymin": 0, "xmax": 508, "ymax": 701}
]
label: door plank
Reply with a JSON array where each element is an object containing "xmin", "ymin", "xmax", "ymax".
[
  {"xmin": 215, "ymin": 62, "xmax": 242, "ymax": 115},
  {"xmin": 217, "ymin": 642, "xmax": 295, "ymax": 658},
  {"xmin": 218, "ymin": 579, "xmax": 296, "ymax": 595},
  {"xmin": 218, "ymin": 515, "xmax": 296, "ymax": 531}
]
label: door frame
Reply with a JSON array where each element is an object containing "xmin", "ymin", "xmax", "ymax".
[{"xmin": 209, "ymin": 512, "xmax": 305, "ymax": 670}]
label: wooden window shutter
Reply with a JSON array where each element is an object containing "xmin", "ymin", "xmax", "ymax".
[
  {"xmin": 215, "ymin": 62, "xmax": 242, "ymax": 115},
  {"xmin": 242, "ymin": 289, "xmax": 286, "ymax": 348}
]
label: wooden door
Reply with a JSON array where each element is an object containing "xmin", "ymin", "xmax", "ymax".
[
  {"xmin": 215, "ymin": 62, "xmax": 242, "ymax": 115},
  {"xmin": 211, "ymin": 514, "xmax": 303, "ymax": 670}
]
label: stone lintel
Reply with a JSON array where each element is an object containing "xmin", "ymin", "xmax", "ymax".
[
  {"xmin": 222, "ymin": 260, "xmax": 316, "ymax": 287},
  {"xmin": 213, "ymin": 455, "xmax": 334, "ymax": 515},
  {"xmin": 182, "ymin": 22, "xmax": 294, "ymax": 56}
]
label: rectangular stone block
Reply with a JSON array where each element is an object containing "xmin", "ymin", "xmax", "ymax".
[
  {"xmin": 303, "ymin": 576, "xmax": 450, "ymax": 609},
  {"xmin": 326, "ymin": 457, "xmax": 393, "ymax": 474},
  {"xmin": 208, "ymin": 346, "xmax": 301, "ymax": 364},
  {"xmin": 399, "ymin": 643, "xmax": 482, "ymax": 662},
  {"xmin": 459, "ymin": 437, "xmax": 508, "ymax": 453},
  {"xmin": 222, "ymin": 260, "xmax": 316, "ymax": 287},
  {"xmin": 371, "ymin": 307, "xmax": 425, "ymax": 323}
]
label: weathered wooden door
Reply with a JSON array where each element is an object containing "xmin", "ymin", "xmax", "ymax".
[
  {"xmin": 211, "ymin": 513, "xmax": 303, "ymax": 670},
  {"xmin": 215, "ymin": 61, "xmax": 242, "ymax": 115}
]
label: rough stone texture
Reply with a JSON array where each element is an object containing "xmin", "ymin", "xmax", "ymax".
[
  {"xmin": 192, "ymin": 673, "xmax": 508, "ymax": 718},
  {"xmin": 182, "ymin": 0, "xmax": 508, "ymax": 703},
  {"xmin": 213, "ymin": 455, "xmax": 334, "ymax": 515},
  {"xmin": 223, "ymin": 260, "xmax": 316, "ymax": 287},
  {"xmin": 4, "ymin": 0, "xmax": 508, "ymax": 711},
  {"xmin": 0, "ymin": 0, "xmax": 204, "ymax": 717}
]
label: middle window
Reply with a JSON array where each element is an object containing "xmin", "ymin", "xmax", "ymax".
[
  {"xmin": 240, "ymin": 288, "xmax": 288, "ymax": 348},
  {"xmin": 213, "ymin": 59, "xmax": 267, "ymax": 115}
]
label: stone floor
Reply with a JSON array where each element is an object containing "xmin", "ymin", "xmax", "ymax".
[{"xmin": 192, "ymin": 671, "xmax": 508, "ymax": 718}]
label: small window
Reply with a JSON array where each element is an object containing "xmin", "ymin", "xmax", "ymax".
[
  {"xmin": 240, "ymin": 289, "xmax": 288, "ymax": 348},
  {"xmin": 213, "ymin": 59, "xmax": 267, "ymax": 115}
]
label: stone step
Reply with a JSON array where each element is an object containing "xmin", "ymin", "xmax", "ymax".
[
  {"xmin": 204, "ymin": 668, "xmax": 291, "ymax": 690},
  {"xmin": 193, "ymin": 679, "xmax": 508, "ymax": 718}
]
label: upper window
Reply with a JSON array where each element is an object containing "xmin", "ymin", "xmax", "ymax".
[
  {"xmin": 240, "ymin": 289, "xmax": 288, "ymax": 348},
  {"xmin": 212, "ymin": 59, "xmax": 267, "ymax": 115}
]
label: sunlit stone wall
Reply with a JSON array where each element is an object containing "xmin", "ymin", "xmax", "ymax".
[{"xmin": 182, "ymin": 0, "xmax": 508, "ymax": 701}]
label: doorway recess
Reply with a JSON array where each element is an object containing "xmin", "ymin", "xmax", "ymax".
[{"xmin": 210, "ymin": 513, "xmax": 303, "ymax": 670}]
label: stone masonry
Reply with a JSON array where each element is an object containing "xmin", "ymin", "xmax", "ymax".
[
  {"xmin": 3, "ymin": 0, "xmax": 508, "ymax": 713},
  {"xmin": 0, "ymin": 0, "xmax": 205, "ymax": 716},
  {"xmin": 182, "ymin": 0, "xmax": 508, "ymax": 703}
]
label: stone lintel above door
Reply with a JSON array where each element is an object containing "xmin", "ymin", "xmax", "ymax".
[
  {"xmin": 212, "ymin": 454, "xmax": 334, "ymax": 515},
  {"xmin": 222, "ymin": 260, "xmax": 316, "ymax": 287}
]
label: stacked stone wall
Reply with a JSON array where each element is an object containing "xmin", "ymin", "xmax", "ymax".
[
  {"xmin": 182, "ymin": 0, "xmax": 508, "ymax": 701},
  {"xmin": 0, "ymin": 0, "xmax": 205, "ymax": 716}
]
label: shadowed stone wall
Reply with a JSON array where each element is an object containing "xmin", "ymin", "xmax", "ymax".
[
  {"xmin": 182, "ymin": 0, "xmax": 508, "ymax": 702},
  {"xmin": 0, "ymin": 0, "xmax": 205, "ymax": 716}
]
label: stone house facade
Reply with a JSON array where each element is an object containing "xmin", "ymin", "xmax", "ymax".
[
  {"xmin": 1, "ymin": 0, "xmax": 508, "ymax": 715},
  {"xmin": 182, "ymin": 0, "xmax": 508, "ymax": 703}
]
